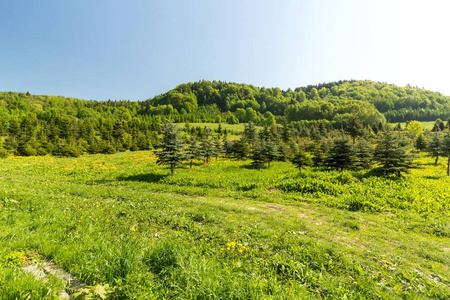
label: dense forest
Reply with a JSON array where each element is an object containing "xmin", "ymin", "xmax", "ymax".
[{"xmin": 1, "ymin": 80, "xmax": 450, "ymax": 157}]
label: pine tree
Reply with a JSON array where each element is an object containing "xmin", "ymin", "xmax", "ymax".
[
  {"xmin": 250, "ymin": 140, "xmax": 266, "ymax": 168},
  {"xmin": 373, "ymin": 129, "xmax": 413, "ymax": 176},
  {"xmin": 222, "ymin": 136, "xmax": 233, "ymax": 157},
  {"xmin": 232, "ymin": 138, "xmax": 249, "ymax": 160},
  {"xmin": 212, "ymin": 137, "xmax": 223, "ymax": 160},
  {"xmin": 261, "ymin": 140, "xmax": 278, "ymax": 168},
  {"xmin": 281, "ymin": 120, "xmax": 291, "ymax": 143},
  {"xmin": 427, "ymin": 133, "xmax": 441, "ymax": 165},
  {"xmin": 414, "ymin": 133, "xmax": 427, "ymax": 151},
  {"xmin": 291, "ymin": 150, "xmax": 313, "ymax": 170},
  {"xmin": 186, "ymin": 138, "xmax": 200, "ymax": 168},
  {"xmin": 324, "ymin": 137, "xmax": 354, "ymax": 171},
  {"xmin": 200, "ymin": 129, "xmax": 214, "ymax": 164},
  {"xmin": 154, "ymin": 121, "xmax": 186, "ymax": 175},
  {"xmin": 243, "ymin": 122, "xmax": 258, "ymax": 147},
  {"xmin": 440, "ymin": 132, "xmax": 450, "ymax": 176},
  {"xmin": 353, "ymin": 138, "xmax": 373, "ymax": 170},
  {"xmin": 312, "ymin": 139, "xmax": 330, "ymax": 166},
  {"xmin": 345, "ymin": 114, "xmax": 364, "ymax": 143}
]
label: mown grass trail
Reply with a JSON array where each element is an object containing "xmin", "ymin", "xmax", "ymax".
[{"xmin": 0, "ymin": 152, "xmax": 449, "ymax": 299}]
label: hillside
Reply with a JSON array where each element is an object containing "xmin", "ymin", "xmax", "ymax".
[
  {"xmin": 1, "ymin": 80, "xmax": 450, "ymax": 157},
  {"xmin": 148, "ymin": 80, "xmax": 450, "ymax": 124}
]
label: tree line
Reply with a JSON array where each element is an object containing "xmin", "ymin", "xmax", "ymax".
[
  {"xmin": 155, "ymin": 119, "xmax": 450, "ymax": 177},
  {"xmin": 2, "ymin": 79, "xmax": 450, "ymax": 158}
]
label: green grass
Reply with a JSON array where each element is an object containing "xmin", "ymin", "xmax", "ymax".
[
  {"xmin": 397, "ymin": 121, "xmax": 436, "ymax": 130},
  {"xmin": 0, "ymin": 152, "xmax": 449, "ymax": 299}
]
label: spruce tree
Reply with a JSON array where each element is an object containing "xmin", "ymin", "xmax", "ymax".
[
  {"xmin": 261, "ymin": 140, "xmax": 278, "ymax": 168},
  {"xmin": 212, "ymin": 137, "xmax": 223, "ymax": 160},
  {"xmin": 154, "ymin": 121, "xmax": 186, "ymax": 175},
  {"xmin": 324, "ymin": 137, "xmax": 354, "ymax": 171},
  {"xmin": 222, "ymin": 136, "xmax": 233, "ymax": 157},
  {"xmin": 345, "ymin": 114, "xmax": 364, "ymax": 144},
  {"xmin": 186, "ymin": 138, "xmax": 200, "ymax": 168},
  {"xmin": 427, "ymin": 133, "xmax": 441, "ymax": 165},
  {"xmin": 232, "ymin": 138, "xmax": 249, "ymax": 160},
  {"xmin": 312, "ymin": 139, "xmax": 330, "ymax": 166},
  {"xmin": 353, "ymin": 138, "xmax": 373, "ymax": 170},
  {"xmin": 250, "ymin": 140, "xmax": 266, "ymax": 168},
  {"xmin": 243, "ymin": 122, "xmax": 258, "ymax": 148},
  {"xmin": 440, "ymin": 132, "xmax": 450, "ymax": 176},
  {"xmin": 373, "ymin": 129, "xmax": 413, "ymax": 176},
  {"xmin": 414, "ymin": 133, "xmax": 427, "ymax": 151},
  {"xmin": 291, "ymin": 150, "xmax": 313, "ymax": 170},
  {"xmin": 200, "ymin": 129, "xmax": 214, "ymax": 164},
  {"xmin": 281, "ymin": 120, "xmax": 291, "ymax": 143}
]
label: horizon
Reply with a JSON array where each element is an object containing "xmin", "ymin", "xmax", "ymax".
[{"xmin": 1, "ymin": 0, "xmax": 450, "ymax": 100}]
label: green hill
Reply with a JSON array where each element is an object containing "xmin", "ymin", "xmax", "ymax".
[
  {"xmin": 1, "ymin": 80, "xmax": 450, "ymax": 157},
  {"xmin": 148, "ymin": 80, "xmax": 450, "ymax": 124}
]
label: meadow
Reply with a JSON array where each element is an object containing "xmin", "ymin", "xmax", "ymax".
[{"xmin": 0, "ymin": 151, "xmax": 449, "ymax": 299}]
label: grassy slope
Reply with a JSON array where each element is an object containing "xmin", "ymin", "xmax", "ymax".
[{"xmin": 0, "ymin": 152, "xmax": 449, "ymax": 299}]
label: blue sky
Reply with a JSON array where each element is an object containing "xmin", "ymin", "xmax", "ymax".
[{"xmin": 1, "ymin": 0, "xmax": 449, "ymax": 100}]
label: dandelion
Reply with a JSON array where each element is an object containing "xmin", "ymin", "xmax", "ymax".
[{"xmin": 130, "ymin": 226, "xmax": 136, "ymax": 232}]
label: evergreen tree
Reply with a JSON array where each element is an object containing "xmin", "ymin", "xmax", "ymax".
[
  {"xmin": 250, "ymin": 141, "xmax": 266, "ymax": 168},
  {"xmin": 324, "ymin": 137, "xmax": 354, "ymax": 171},
  {"xmin": 427, "ymin": 133, "xmax": 441, "ymax": 165},
  {"xmin": 212, "ymin": 137, "xmax": 223, "ymax": 160},
  {"xmin": 345, "ymin": 114, "xmax": 364, "ymax": 143},
  {"xmin": 243, "ymin": 122, "xmax": 258, "ymax": 147},
  {"xmin": 232, "ymin": 138, "xmax": 249, "ymax": 160},
  {"xmin": 154, "ymin": 121, "xmax": 186, "ymax": 175},
  {"xmin": 261, "ymin": 140, "xmax": 278, "ymax": 168},
  {"xmin": 186, "ymin": 138, "xmax": 201, "ymax": 168},
  {"xmin": 394, "ymin": 123, "xmax": 402, "ymax": 131},
  {"xmin": 440, "ymin": 132, "xmax": 450, "ymax": 176},
  {"xmin": 281, "ymin": 120, "xmax": 291, "ymax": 143},
  {"xmin": 222, "ymin": 136, "xmax": 233, "ymax": 157},
  {"xmin": 200, "ymin": 129, "xmax": 214, "ymax": 164},
  {"xmin": 373, "ymin": 129, "xmax": 413, "ymax": 176},
  {"xmin": 353, "ymin": 138, "xmax": 373, "ymax": 170},
  {"xmin": 291, "ymin": 150, "xmax": 313, "ymax": 170},
  {"xmin": 414, "ymin": 133, "xmax": 427, "ymax": 151},
  {"xmin": 312, "ymin": 139, "xmax": 330, "ymax": 166}
]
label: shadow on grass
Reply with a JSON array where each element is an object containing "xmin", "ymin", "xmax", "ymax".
[
  {"xmin": 424, "ymin": 175, "xmax": 442, "ymax": 180},
  {"xmin": 360, "ymin": 168, "xmax": 406, "ymax": 180},
  {"xmin": 118, "ymin": 173, "xmax": 169, "ymax": 183},
  {"xmin": 241, "ymin": 164, "xmax": 267, "ymax": 170}
]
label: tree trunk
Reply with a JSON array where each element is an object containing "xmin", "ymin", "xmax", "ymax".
[
  {"xmin": 190, "ymin": 159, "xmax": 193, "ymax": 169},
  {"xmin": 268, "ymin": 160, "xmax": 271, "ymax": 169},
  {"xmin": 170, "ymin": 164, "xmax": 174, "ymax": 176},
  {"xmin": 435, "ymin": 155, "xmax": 439, "ymax": 165},
  {"xmin": 447, "ymin": 157, "xmax": 450, "ymax": 176}
]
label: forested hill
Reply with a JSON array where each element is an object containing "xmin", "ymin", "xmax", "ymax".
[
  {"xmin": 148, "ymin": 80, "xmax": 450, "ymax": 124},
  {"xmin": 1, "ymin": 80, "xmax": 450, "ymax": 157}
]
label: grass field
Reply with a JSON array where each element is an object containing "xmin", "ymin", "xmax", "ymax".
[
  {"xmin": 397, "ymin": 121, "xmax": 436, "ymax": 131},
  {"xmin": 0, "ymin": 152, "xmax": 449, "ymax": 299}
]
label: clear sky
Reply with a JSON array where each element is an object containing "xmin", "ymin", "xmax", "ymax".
[{"xmin": 1, "ymin": 0, "xmax": 449, "ymax": 100}]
